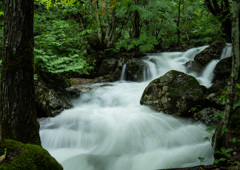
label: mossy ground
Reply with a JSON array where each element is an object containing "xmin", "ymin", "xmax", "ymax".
[{"xmin": 0, "ymin": 140, "xmax": 63, "ymax": 170}]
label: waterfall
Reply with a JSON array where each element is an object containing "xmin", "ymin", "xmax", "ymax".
[
  {"xmin": 198, "ymin": 60, "xmax": 218, "ymax": 87},
  {"xmin": 142, "ymin": 46, "xmax": 208, "ymax": 82},
  {"xmin": 197, "ymin": 43, "xmax": 232, "ymax": 87},
  {"xmin": 39, "ymin": 44, "xmax": 233, "ymax": 170},
  {"xmin": 120, "ymin": 64, "xmax": 127, "ymax": 80},
  {"xmin": 220, "ymin": 43, "xmax": 232, "ymax": 59}
]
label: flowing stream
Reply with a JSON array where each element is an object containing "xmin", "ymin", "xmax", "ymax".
[{"xmin": 39, "ymin": 45, "xmax": 231, "ymax": 170}]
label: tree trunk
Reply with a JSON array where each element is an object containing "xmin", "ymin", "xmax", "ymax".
[
  {"xmin": 185, "ymin": 0, "xmax": 190, "ymax": 43},
  {"xmin": 223, "ymin": 0, "xmax": 240, "ymax": 130},
  {"xmin": 213, "ymin": 0, "xmax": 239, "ymax": 156},
  {"xmin": 133, "ymin": 0, "xmax": 140, "ymax": 52},
  {"xmin": 205, "ymin": 0, "xmax": 232, "ymax": 42},
  {"xmin": 177, "ymin": 0, "xmax": 182, "ymax": 45},
  {"xmin": 95, "ymin": 0, "xmax": 104, "ymax": 43},
  {"xmin": 0, "ymin": 0, "xmax": 40, "ymax": 145}
]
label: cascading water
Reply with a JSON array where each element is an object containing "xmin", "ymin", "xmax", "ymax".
[
  {"xmin": 198, "ymin": 43, "xmax": 232, "ymax": 87},
  {"xmin": 120, "ymin": 64, "xmax": 127, "ymax": 80},
  {"xmin": 39, "ymin": 45, "xmax": 232, "ymax": 170}
]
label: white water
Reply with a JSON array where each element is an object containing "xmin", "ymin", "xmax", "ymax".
[
  {"xmin": 39, "ymin": 45, "xmax": 233, "ymax": 170},
  {"xmin": 197, "ymin": 43, "xmax": 232, "ymax": 87},
  {"xmin": 120, "ymin": 64, "xmax": 127, "ymax": 80}
]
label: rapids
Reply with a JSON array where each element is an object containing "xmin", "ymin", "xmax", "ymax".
[{"xmin": 39, "ymin": 45, "xmax": 232, "ymax": 170}]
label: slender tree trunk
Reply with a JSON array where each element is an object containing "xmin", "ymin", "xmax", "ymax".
[
  {"xmin": 0, "ymin": 0, "xmax": 40, "ymax": 144},
  {"xmin": 104, "ymin": 9, "xmax": 117, "ymax": 47},
  {"xmin": 133, "ymin": 0, "xmax": 140, "ymax": 52},
  {"xmin": 177, "ymin": 0, "xmax": 182, "ymax": 45},
  {"xmin": 185, "ymin": 0, "xmax": 190, "ymax": 43},
  {"xmin": 95, "ymin": 0, "xmax": 104, "ymax": 43}
]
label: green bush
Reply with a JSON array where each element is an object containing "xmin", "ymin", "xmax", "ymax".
[{"xmin": 34, "ymin": 3, "xmax": 95, "ymax": 77}]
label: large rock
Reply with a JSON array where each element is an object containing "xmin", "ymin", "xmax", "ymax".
[
  {"xmin": 194, "ymin": 42, "xmax": 226, "ymax": 66},
  {"xmin": 140, "ymin": 70, "xmax": 206, "ymax": 117},
  {"xmin": 214, "ymin": 57, "xmax": 232, "ymax": 80}
]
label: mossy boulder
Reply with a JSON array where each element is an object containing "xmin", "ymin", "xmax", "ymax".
[
  {"xmin": 0, "ymin": 140, "xmax": 63, "ymax": 170},
  {"xmin": 140, "ymin": 70, "xmax": 206, "ymax": 117},
  {"xmin": 194, "ymin": 42, "xmax": 226, "ymax": 66}
]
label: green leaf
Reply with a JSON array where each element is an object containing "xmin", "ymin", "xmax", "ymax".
[
  {"xmin": 219, "ymin": 158, "xmax": 227, "ymax": 162},
  {"xmin": 198, "ymin": 157, "xmax": 205, "ymax": 163}
]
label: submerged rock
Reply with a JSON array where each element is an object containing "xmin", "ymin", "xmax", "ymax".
[
  {"xmin": 125, "ymin": 58, "xmax": 146, "ymax": 81},
  {"xmin": 140, "ymin": 70, "xmax": 206, "ymax": 117},
  {"xmin": 185, "ymin": 60, "xmax": 204, "ymax": 76}
]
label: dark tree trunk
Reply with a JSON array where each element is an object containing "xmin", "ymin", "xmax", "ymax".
[
  {"xmin": 223, "ymin": 0, "xmax": 240, "ymax": 129},
  {"xmin": 213, "ymin": 0, "xmax": 239, "ymax": 160},
  {"xmin": 133, "ymin": 0, "xmax": 140, "ymax": 52},
  {"xmin": 0, "ymin": 0, "xmax": 40, "ymax": 145},
  {"xmin": 177, "ymin": 0, "xmax": 182, "ymax": 45},
  {"xmin": 205, "ymin": 0, "xmax": 232, "ymax": 42},
  {"xmin": 185, "ymin": 0, "xmax": 190, "ymax": 43}
]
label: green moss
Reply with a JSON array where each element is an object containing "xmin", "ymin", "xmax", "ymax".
[{"xmin": 0, "ymin": 140, "xmax": 63, "ymax": 170}]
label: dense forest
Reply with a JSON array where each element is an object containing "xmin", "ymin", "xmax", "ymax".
[
  {"xmin": 0, "ymin": 0, "xmax": 229, "ymax": 77},
  {"xmin": 0, "ymin": 0, "xmax": 240, "ymax": 169}
]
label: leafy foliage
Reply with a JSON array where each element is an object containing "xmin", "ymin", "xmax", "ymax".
[
  {"xmin": 34, "ymin": 3, "xmax": 95, "ymax": 77},
  {"xmin": 0, "ymin": 0, "xmax": 228, "ymax": 78}
]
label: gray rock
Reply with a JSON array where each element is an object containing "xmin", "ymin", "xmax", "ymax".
[
  {"xmin": 194, "ymin": 42, "xmax": 226, "ymax": 66},
  {"xmin": 140, "ymin": 70, "xmax": 206, "ymax": 117}
]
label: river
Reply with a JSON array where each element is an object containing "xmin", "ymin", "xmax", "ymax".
[{"xmin": 39, "ymin": 45, "xmax": 232, "ymax": 170}]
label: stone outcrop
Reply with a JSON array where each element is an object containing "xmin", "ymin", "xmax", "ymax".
[{"xmin": 140, "ymin": 70, "xmax": 206, "ymax": 117}]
